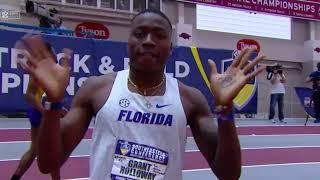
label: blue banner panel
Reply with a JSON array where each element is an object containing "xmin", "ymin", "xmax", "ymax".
[{"xmin": 0, "ymin": 29, "xmax": 257, "ymax": 113}]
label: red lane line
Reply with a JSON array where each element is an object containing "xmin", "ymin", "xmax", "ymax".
[
  {"xmin": 237, "ymin": 126, "xmax": 320, "ymax": 135},
  {"xmin": 1, "ymin": 147, "xmax": 320, "ymax": 179},
  {"xmin": 0, "ymin": 129, "xmax": 92, "ymax": 142},
  {"xmin": 1, "ymin": 126, "xmax": 320, "ymax": 142},
  {"xmin": 0, "ymin": 156, "xmax": 87, "ymax": 180}
]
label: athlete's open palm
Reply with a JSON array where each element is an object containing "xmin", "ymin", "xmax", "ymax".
[
  {"xmin": 208, "ymin": 48, "xmax": 266, "ymax": 106},
  {"xmin": 15, "ymin": 34, "xmax": 72, "ymax": 102}
]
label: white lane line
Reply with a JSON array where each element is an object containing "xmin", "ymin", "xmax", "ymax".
[
  {"xmin": 1, "ymin": 134, "xmax": 319, "ymax": 144},
  {"xmin": 185, "ymin": 145, "xmax": 320, "ymax": 152},
  {"xmin": 0, "ymin": 128, "xmax": 30, "ymax": 130},
  {"xmin": 242, "ymin": 145, "xmax": 320, "ymax": 150},
  {"xmin": 244, "ymin": 161, "xmax": 320, "ymax": 168},
  {"xmin": 238, "ymin": 134, "xmax": 320, "ymax": 137},
  {"xmin": 62, "ymin": 161, "xmax": 320, "ymax": 179},
  {"xmin": 0, "ymin": 139, "xmax": 92, "ymax": 144},
  {"xmin": 0, "ymin": 140, "xmax": 31, "ymax": 144},
  {"xmin": 182, "ymin": 168, "xmax": 211, "ymax": 172},
  {"xmin": 0, "ymin": 155, "xmax": 90, "ymax": 162},
  {"xmin": 236, "ymin": 124, "xmax": 319, "ymax": 127},
  {"xmin": 186, "ymin": 134, "xmax": 320, "ymax": 139},
  {"xmin": 2, "ymin": 134, "xmax": 320, "ymax": 144},
  {"xmin": 183, "ymin": 162, "xmax": 320, "ymax": 172},
  {"xmin": 185, "ymin": 134, "xmax": 320, "ymax": 141},
  {"xmin": 0, "ymin": 127, "xmax": 95, "ymax": 130},
  {"xmin": 2, "ymin": 139, "xmax": 320, "ymax": 151},
  {"xmin": 3, "ymin": 145, "xmax": 320, "ymax": 162},
  {"xmin": 1, "ymin": 124, "xmax": 319, "ymax": 130},
  {"xmin": 242, "ymin": 125, "xmax": 319, "ymax": 127}
]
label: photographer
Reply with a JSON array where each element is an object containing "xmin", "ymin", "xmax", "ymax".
[
  {"xmin": 268, "ymin": 64, "xmax": 287, "ymax": 123},
  {"xmin": 306, "ymin": 62, "xmax": 320, "ymax": 123}
]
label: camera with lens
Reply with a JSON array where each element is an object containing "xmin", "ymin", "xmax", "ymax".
[
  {"xmin": 26, "ymin": 0, "xmax": 61, "ymax": 27},
  {"xmin": 266, "ymin": 64, "xmax": 283, "ymax": 80}
]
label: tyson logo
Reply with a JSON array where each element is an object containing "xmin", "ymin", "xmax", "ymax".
[
  {"xmin": 237, "ymin": 39, "xmax": 260, "ymax": 53},
  {"xmin": 75, "ymin": 22, "xmax": 109, "ymax": 39}
]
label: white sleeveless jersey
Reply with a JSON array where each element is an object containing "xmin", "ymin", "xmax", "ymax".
[{"xmin": 90, "ymin": 69, "xmax": 187, "ymax": 180}]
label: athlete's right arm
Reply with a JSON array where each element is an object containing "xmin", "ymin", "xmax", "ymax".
[
  {"xmin": 37, "ymin": 78, "xmax": 95, "ymax": 173},
  {"xmin": 14, "ymin": 34, "xmax": 92, "ymax": 173}
]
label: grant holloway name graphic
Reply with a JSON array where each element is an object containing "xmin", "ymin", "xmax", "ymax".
[{"xmin": 111, "ymin": 140, "xmax": 168, "ymax": 180}]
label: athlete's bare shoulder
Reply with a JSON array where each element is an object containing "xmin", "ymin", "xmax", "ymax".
[
  {"xmin": 76, "ymin": 72, "xmax": 118, "ymax": 114},
  {"xmin": 83, "ymin": 72, "xmax": 117, "ymax": 89}
]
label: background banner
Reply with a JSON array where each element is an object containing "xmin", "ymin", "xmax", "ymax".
[
  {"xmin": 295, "ymin": 87, "xmax": 316, "ymax": 117},
  {"xmin": 0, "ymin": 29, "xmax": 257, "ymax": 113},
  {"xmin": 183, "ymin": 0, "xmax": 320, "ymax": 21}
]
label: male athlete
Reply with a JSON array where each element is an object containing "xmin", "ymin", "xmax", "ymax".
[{"xmin": 16, "ymin": 9, "xmax": 265, "ymax": 180}]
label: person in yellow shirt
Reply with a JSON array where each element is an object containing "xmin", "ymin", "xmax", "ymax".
[{"xmin": 11, "ymin": 42, "xmax": 67, "ymax": 180}]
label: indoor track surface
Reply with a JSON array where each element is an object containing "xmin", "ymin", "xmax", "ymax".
[{"xmin": 1, "ymin": 118, "xmax": 320, "ymax": 180}]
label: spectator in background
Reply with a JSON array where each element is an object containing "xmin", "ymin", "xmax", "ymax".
[
  {"xmin": 149, "ymin": 0, "xmax": 160, "ymax": 10},
  {"xmin": 306, "ymin": 62, "xmax": 320, "ymax": 123},
  {"xmin": 39, "ymin": 9, "xmax": 68, "ymax": 35},
  {"xmin": 52, "ymin": 17, "xmax": 68, "ymax": 35},
  {"xmin": 53, "ymin": 17, "xmax": 65, "ymax": 29},
  {"xmin": 269, "ymin": 64, "xmax": 287, "ymax": 123},
  {"xmin": 39, "ymin": 16, "xmax": 51, "ymax": 29},
  {"xmin": 117, "ymin": 0, "xmax": 130, "ymax": 10}
]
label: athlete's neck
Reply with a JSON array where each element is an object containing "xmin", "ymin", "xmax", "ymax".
[{"xmin": 128, "ymin": 68, "xmax": 165, "ymax": 90}]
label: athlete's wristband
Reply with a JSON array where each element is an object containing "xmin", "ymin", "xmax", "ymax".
[
  {"xmin": 214, "ymin": 105, "xmax": 234, "ymax": 122},
  {"xmin": 42, "ymin": 99, "xmax": 63, "ymax": 110},
  {"xmin": 217, "ymin": 110, "xmax": 235, "ymax": 122}
]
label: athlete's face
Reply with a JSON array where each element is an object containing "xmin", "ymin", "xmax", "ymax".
[{"xmin": 128, "ymin": 13, "xmax": 172, "ymax": 72}]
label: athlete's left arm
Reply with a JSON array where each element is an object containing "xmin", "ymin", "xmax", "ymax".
[{"xmin": 187, "ymin": 88, "xmax": 241, "ymax": 180}]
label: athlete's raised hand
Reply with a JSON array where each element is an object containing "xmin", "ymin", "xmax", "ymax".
[
  {"xmin": 208, "ymin": 48, "xmax": 265, "ymax": 106},
  {"xmin": 15, "ymin": 34, "xmax": 72, "ymax": 102}
]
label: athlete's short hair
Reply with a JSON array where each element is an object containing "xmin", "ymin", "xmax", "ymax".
[{"xmin": 131, "ymin": 9, "xmax": 172, "ymax": 32}]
